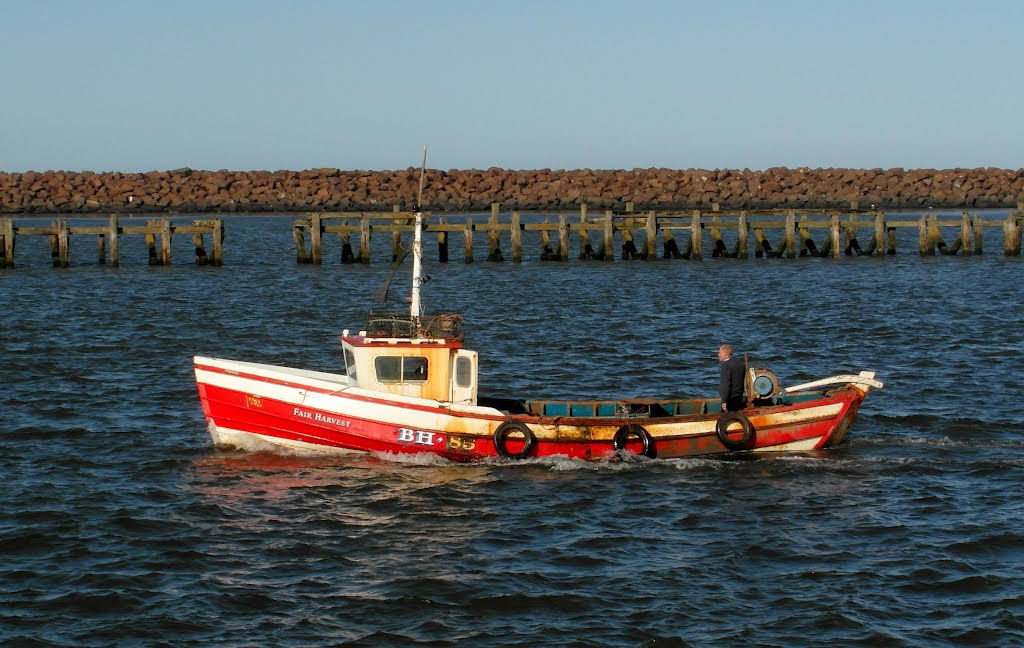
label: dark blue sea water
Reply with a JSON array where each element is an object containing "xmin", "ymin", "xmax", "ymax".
[{"xmin": 2, "ymin": 214, "xmax": 1023, "ymax": 647}]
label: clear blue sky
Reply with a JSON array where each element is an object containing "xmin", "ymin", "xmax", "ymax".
[{"xmin": 2, "ymin": 0, "xmax": 1022, "ymax": 172}]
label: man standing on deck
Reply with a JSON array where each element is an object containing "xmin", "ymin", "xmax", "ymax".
[{"xmin": 718, "ymin": 344, "xmax": 746, "ymax": 412}]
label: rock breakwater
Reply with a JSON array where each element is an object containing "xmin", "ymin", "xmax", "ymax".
[{"xmin": 1, "ymin": 167, "xmax": 1022, "ymax": 214}]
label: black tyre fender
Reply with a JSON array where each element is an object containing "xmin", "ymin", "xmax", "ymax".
[
  {"xmin": 493, "ymin": 421, "xmax": 536, "ymax": 459},
  {"xmin": 612, "ymin": 424, "xmax": 657, "ymax": 459},
  {"xmin": 716, "ymin": 412, "xmax": 755, "ymax": 451}
]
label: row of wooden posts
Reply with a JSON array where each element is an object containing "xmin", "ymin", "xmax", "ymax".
[
  {"xmin": 2, "ymin": 205, "xmax": 1021, "ymax": 268},
  {"xmin": 293, "ymin": 203, "xmax": 1024, "ymax": 264},
  {"xmin": 0, "ymin": 216, "xmax": 224, "ymax": 268}
]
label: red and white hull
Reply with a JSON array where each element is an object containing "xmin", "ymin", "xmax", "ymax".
[{"xmin": 195, "ymin": 356, "xmax": 875, "ymax": 461}]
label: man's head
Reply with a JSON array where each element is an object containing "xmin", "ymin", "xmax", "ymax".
[{"xmin": 718, "ymin": 344, "xmax": 733, "ymax": 362}]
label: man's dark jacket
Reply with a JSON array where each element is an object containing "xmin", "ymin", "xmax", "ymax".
[{"xmin": 719, "ymin": 355, "xmax": 746, "ymax": 410}]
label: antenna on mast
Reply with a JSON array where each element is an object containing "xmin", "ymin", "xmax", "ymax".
[{"xmin": 409, "ymin": 146, "xmax": 428, "ymax": 320}]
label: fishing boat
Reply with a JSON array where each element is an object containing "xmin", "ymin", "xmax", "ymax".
[{"xmin": 194, "ymin": 151, "xmax": 883, "ymax": 461}]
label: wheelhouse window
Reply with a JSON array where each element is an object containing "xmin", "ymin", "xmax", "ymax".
[
  {"xmin": 374, "ymin": 356, "xmax": 428, "ymax": 383},
  {"xmin": 455, "ymin": 356, "xmax": 473, "ymax": 388},
  {"xmin": 344, "ymin": 348, "xmax": 357, "ymax": 380}
]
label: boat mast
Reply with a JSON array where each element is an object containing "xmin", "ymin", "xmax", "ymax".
[{"xmin": 409, "ymin": 146, "xmax": 428, "ymax": 321}]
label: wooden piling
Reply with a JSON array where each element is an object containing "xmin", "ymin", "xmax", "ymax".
[
  {"xmin": 709, "ymin": 216, "xmax": 726, "ymax": 258},
  {"xmin": 736, "ymin": 211, "xmax": 748, "ymax": 259},
  {"xmin": 887, "ymin": 227, "xmax": 897, "ymax": 255},
  {"xmin": 918, "ymin": 215, "xmax": 931, "ymax": 255},
  {"xmin": 340, "ymin": 220, "xmax": 355, "ymax": 264},
  {"xmin": 293, "ymin": 224, "xmax": 308, "ymax": 263},
  {"xmin": 211, "ymin": 219, "xmax": 223, "ymax": 266},
  {"xmin": 158, "ymin": 218, "xmax": 172, "ymax": 265},
  {"xmin": 108, "ymin": 215, "xmax": 120, "ymax": 266},
  {"xmin": 540, "ymin": 218, "xmax": 556, "ymax": 260},
  {"xmin": 830, "ymin": 213, "xmax": 841, "ymax": 259},
  {"xmin": 1005, "ymin": 211, "xmax": 1021, "ymax": 256},
  {"xmin": 558, "ymin": 215, "xmax": 569, "ymax": 261},
  {"xmin": 645, "ymin": 211, "xmax": 657, "ymax": 259},
  {"xmin": 2, "ymin": 219, "xmax": 14, "ymax": 268},
  {"xmin": 783, "ymin": 210, "xmax": 795, "ymax": 259},
  {"xmin": 930, "ymin": 215, "xmax": 947, "ymax": 255},
  {"xmin": 488, "ymin": 203, "xmax": 503, "ymax": 261},
  {"xmin": 511, "ymin": 211, "xmax": 522, "ymax": 262},
  {"xmin": 579, "ymin": 205, "xmax": 592, "ymax": 259},
  {"xmin": 98, "ymin": 234, "xmax": 106, "ymax": 265},
  {"xmin": 798, "ymin": 214, "xmax": 817, "ymax": 257},
  {"xmin": 463, "ymin": 217, "xmax": 474, "ymax": 263},
  {"xmin": 602, "ymin": 211, "xmax": 614, "ymax": 261},
  {"xmin": 57, "ymin": 220, "xmax": 70, "ymax": 267},
  {"xmin": 437, "ymin": 216, "xmax": 449, "ymax": 262},
  {"xmin": 621, "ymin": 218, "xmax": 638, "ymax": 260},
  {"xmin": 960, "ymin": 211, "xmax": 973, "ymax": 256},
  {"xmin": 359, "ymin": 217, "xmax": 371, "ymax": 263},
  {"xmin": 690, "ymin": 211, "xmax": 702, "ymax": 260},
  {"xmin": 874, "ymin": 212, "xmax": 886, "ymax": 257},
  {"xmin": 311, "ymin": 212, "xmax": 323, "ymax": 264},
  {"xmin": 753, "ymin": 228, "xmax": 770, "ymax": 258},
  {"xmin": 663, "ymin": 227, "xmax": 681, "ymax": 259},
  {"xmin": 844, "ymin": 214, "xmax": 860, "ymax": 256},
  {"xmin": 192, "ymin": 231, "xmax": 207, "ymax": 265},
  {"xmin": 146, "ymin": 221, "xmax": 158, "ymax": 265}
]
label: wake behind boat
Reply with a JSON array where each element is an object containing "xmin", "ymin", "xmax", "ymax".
[{"xmin": 194, "ymin": 149, "xmax": 883, "ymax": 461}]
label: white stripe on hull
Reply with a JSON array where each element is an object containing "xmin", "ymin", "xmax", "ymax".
[{"xmin": 209, "ymin": 422, "xmax": 366, "ymax": 455}]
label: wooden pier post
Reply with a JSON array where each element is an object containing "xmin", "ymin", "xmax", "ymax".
[
  {"xmin": 158, "ymin": 218, "xmax": 172, "ymax": 265},
  {"xmin": 887, "ymin": 227, "xmax": 897, "ymax": 255},
  {"xmin": 308, "ymin": 213, "xmax": 322, "ymax": 264},
  {"xmin": 579, "ymin": 204, "xmax": 593, "ymax": 259},
  {"xmin": 753, "ymin": 228, "xmax": 771, "ymax": 258},
  {"xmin": 844, "ymin": 214, "xmax": 860, "ymax": 256},
  {"xmin": 830, "ymin": 213, "xmax": 841, "ymax": 259},
  {"xmin": 690, "ymin": 211, "xmax": 702, "ymax": 260},
  {"xmin": 1004, "ymin": 210, "xmax": 1021, "ymax": 256},
  {"xmin": 293, "ymin": 223, "xmax": 308, "ymax": 263},
  {"xmin": 488, "ymin": 203, "xmax": 503, "ymax": 261},
  {"xmin": 798, "ymin": 214, "xmax": 817, "ymax": 257},
  {"xmin": 108, "ymin": 215, "xmax": 120, "ymax": 266},
  {"xmin": 645, "ymin": 211, "xmax": 657, "ymax": 259},
  {"xmin": 57, "ymin": 220, "xmax": 70, "ymax": 267},
  {"xmin": 918, "ymin": 215, "xmax": 931, "ymax": 256},
  {"xmin": 511, "ymin": 211, "xmax": 522, "ymax": 262},
  {"xmin": 558, "ymin": 214, "xmax": 569, "ymax": 261},
  {"xmin": 662, "ymin": 227, "xmax": 680, "ymax": 259},
  {"xmin": 1, "ymin": 219, "xmax": 13, "ymax": 268},
  {"xmin": 621, "ymin": 218, "xmax": 638, "ymax": 259},
  {"xmin": 97, "ymin": 234, "xmax": 106, "ymax": 265},
  {"xmin": 930, "ymin": 214, "xmax": 947, "ymax": 254},
  {"xmin": 359, "ymin": 216, "xmax": 371, "ymax": 263},
  {"xmin": 736, "ymin": 211, "xmax": 748, "ymax": 259},
  {"xmin": 437, "ymin": 216, "xmax": 449, "ymax": 262},
  {"xmin": 602, "ymin": 211, "xmax": 614, "ymax": 261},
  {"xmin": 540, "ymin": 218, "xmax": 556, "ymax": 260},
  {"xmin": 874, "ymin": 212, "xmax": 886, "ymax": 257},
  {"xmin": 463, "ymin": 217, "xmax": 474, "ymax": 263},
  {"xmin": 145, "ymin": 221, "xmax": 158, "ymax": 265},
  {"xmin": 340, "ymin": 220, "xmax": 355, "ymax": 264},
  {"xmin": 960, "ymin": 211, "xmax": 974, "ymax": 256},
  {"xmin": 784, "ymin": 210, "xmax": 796, "ymax": 259},
  {"xmin": 211, "ymin": 219, "xmax": 223, "ymax": 266},
  {"xmin": 709, "ymin": 215, "xmax": 726, "ymax": 258},
  {"xmin": 192, "ymin": 231, "xmax": 207, "ymax": 265}
]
